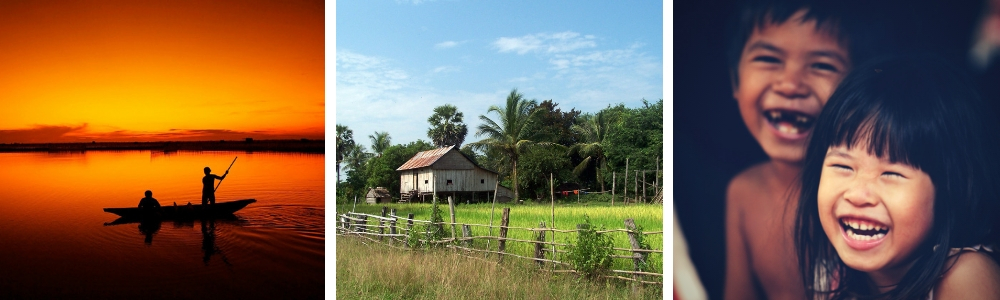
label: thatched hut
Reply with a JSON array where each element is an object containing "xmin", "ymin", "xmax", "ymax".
[{"xmin": 365, "ymin": 187, "xmax": 392, "ymax": 204}]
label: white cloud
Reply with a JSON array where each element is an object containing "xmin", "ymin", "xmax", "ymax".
[
  {"xmin": 336, "ymin": 50, "xmax": 509, "ymax": 151},
  {"xmin": 493, "ymin": 31, "xmax": 596, "ymax": 55},
  {"xmin": 336, "ymin": 50, "xmax": 409, "ymax": 92},
  {"xmin": 434, "ymin": 41, "xmax": 463, "ymax": 49}
]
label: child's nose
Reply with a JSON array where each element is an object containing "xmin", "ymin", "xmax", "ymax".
[
  {"xmin": 772, "ymin": 68, "xmax": 810, "ymax": 99},
  {"xmin": 843, "ymin": 179, "xmax": 878, "ymax": 207}
]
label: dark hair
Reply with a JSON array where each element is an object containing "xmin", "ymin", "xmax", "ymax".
[
  {"xmin": 796, "ymin": 55, "xmax": 1000, "ymax": 299},
  {"xmin": 727, "ymin": 0, "xmax": 904, "ymax": 86},
  {"xmin": 145, "ymin": 190, "xmax": 152, "ymax": 197}
]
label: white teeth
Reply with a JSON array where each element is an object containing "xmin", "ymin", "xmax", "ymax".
[
  {"xmin": 796, "ymin": 116, "xmax": 808, "ymax": 123},
  {"xmin": 863, "ymin": 223, "xmax": 871, "ymax": 231},
  {"xmin": 777, "ymin": 123, "xmax": 798, "ymax": 134},
  {"xmin": 846, "ymin": 228, "xmax": 887, "ymax": 241},
  {"xmin": 770, "ymin": 111, "xmax": 781, "ymax": 119}
]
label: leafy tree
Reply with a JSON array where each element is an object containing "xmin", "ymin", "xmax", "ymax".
[
  {"xmin": 604, "ymin": 99, "xmax": 663, "ymax": 198},
  {"xmin": 427, "ymin": 104, "xmax": 469, "ymax": 148},
  {"xmin": 569, "ymin": 109, "xmax": 621, "ymax": 193},
  {"xmin": 468, "ymin": 88, "xmax": 549, "ymax": 202},
  {"xmin": 338, "ymin": 143, "xmax": 372, "ymax": 203},
  {"xmin": 343, "ymin": 143, "xmax": 371, "ymax": 175},
  {"xmin": 517, "ymin": 144, "xmax": 572, "ymax": 199},
  {"xmin": 364, "ymin": 140, "xmax": 435, "ymax": 197},
  {"xmin": 369, "ymin": 131, "xmax": 391, "ymax": 157},
  {"xmin": 335, "ymin": 124, "xmax": 355, "ymax": 184},
  {"xmin": 535, "ymin": 100, "xmax": 582, "ymax": 147}
]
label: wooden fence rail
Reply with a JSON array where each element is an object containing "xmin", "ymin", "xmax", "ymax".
[{"xmin": 335, "ymin": 207, "xmax": 664, "ymax": 286}]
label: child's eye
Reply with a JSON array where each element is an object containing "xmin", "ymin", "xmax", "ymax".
[
  {"xmin": 829, "ymin": 164, "xmax": 853, "ymax": 172},
  {"xmin": 812, "ymin": 62, "xmax": 839, "ymax": 72},
  {"xmin": 752, "ymin": 55, "xmax": 781, "ymax": 64},
  {"xmin": 882, "ymin": 172, "xmax": 907, "ymax": 179}
]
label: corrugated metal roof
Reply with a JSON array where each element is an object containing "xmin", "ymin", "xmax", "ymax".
[{"xmin": 396, "ymin": 145, "xmax": 455, "ymax": 171}]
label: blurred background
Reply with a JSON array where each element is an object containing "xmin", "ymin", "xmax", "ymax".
[{"xmin": 673, "ymin": 0, "xmax": 999, "ymax": 298}]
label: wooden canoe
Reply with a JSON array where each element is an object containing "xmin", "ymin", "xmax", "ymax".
[{"xmin": 103, "ymin": 199, "xmax": 256, "ymax": 219}]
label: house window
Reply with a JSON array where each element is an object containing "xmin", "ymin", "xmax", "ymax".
[
  {"xmin": 447, "ymin": 179, "xmax": 453, "ymax": 185},
  {"xmin": 425, "ymin": 180, "xmax": 428, "ymax": 184},
  {"xmin": 481, "ymin": 179, "xmax": 485, "ymax": 184}
]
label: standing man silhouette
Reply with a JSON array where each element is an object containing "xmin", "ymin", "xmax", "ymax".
[{"xmin": 202, "ymin": 167, "xmax": 227, "ymax": 205}]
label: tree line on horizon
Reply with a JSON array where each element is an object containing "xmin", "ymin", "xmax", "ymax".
[{"xmin": 335, "ymin": 88, "xmax": 663, "ymax": 203}]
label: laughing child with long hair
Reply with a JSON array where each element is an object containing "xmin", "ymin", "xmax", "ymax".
[{"xmin": 796, "ymin": 55, "xmax": 1000, "ymax": 299}]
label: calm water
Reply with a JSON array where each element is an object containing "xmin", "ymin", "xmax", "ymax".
[{"xmin": 0, "ymin": 151, "xmax": 324, "ymax": 299}]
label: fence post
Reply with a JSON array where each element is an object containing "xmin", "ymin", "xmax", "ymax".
[
  {"xmin": 624, "ymin": 218, "xmax": 646, "ymax": 290},
  {"xmin": 360, "ymin": 215, "xmax": 368, "ymax": 233},
  {"xmin": 498, "ymin": 207, "xmax": 510, "ymax": 263},
  {"xmin": 535, "ymin": 221, "xmax": 546, "ymax": 267},
  {"xmin": 389, "ymin": 209, "xmax": 397, "ymax": 245},
  {"xmin": 407, "ymin": 213, "xmax": 415, "ymax": 233},
  {"xmin": 380, "ymin": 207, "xmax": 388, "ymax": 241},
  {"xmin": 624, "ymin": 157, "xmax": 629, "ymax": 203},
  {"xmin": 448, "ymin": 196, "xmax": 457, "ymax": 241},
  {"xmin": 349, "ymin": 213, "xmax": 361, "ymax": 232},
  {"xmin": 462, "ymin": 224, "xmax": 472, "ymax": 248},
  {"xmin": 612, "ymin": 171, "xmax": 616, "ymax": 206}
]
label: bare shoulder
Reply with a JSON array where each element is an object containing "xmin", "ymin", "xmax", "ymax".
[
  {"xmin": 726, "ymin": 162, "xmax": 770, "ymax": 204},
  {"xmin": 935, "ymin": 251, "xmax": 1000, "ymax": 299}
]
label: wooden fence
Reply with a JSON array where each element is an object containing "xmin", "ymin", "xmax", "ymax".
[{"xmin": 335, "ymin": 206, "xmax": 663, "ymax": 286}]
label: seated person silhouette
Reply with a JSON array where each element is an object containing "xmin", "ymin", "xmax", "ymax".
[
  {"xmin": 202, "ymin": 167, "xmax": 228, "ymax": 205},
  {"xmin": 138, "ymin": 190, "xmax": 160, "ymax": 212}
]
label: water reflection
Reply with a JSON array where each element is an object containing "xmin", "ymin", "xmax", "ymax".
[{"xmin": 138, "ymin": 219, "xmax": 161, "ymax": 245}]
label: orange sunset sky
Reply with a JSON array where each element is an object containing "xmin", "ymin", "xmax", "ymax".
[{"xmin": 0, "ymin": 0, "xmax": 324, "ymax": 143}]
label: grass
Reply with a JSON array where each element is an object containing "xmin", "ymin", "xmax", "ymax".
[
  {"xmin": 335, "ymin": 235, "xmax": 663, "ymax": 299},
  {"xmin": 334, "ymin": 196, "xmax": 663, "ymax": 275}
]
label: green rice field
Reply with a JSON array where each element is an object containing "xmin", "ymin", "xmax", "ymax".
[{"xmin": 335, "ymin": 200, "xmax": 664, "ymax": 275}]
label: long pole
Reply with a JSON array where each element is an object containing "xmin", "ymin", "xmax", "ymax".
[
  {"xmin": 486, "ymin": 174, "xmax": 499, "ymax": 257},
  {"xmin": 550, "ymin": 173, "xmax": 555, "ymax": 266},
  {"xmin": 214, "ymin": 157, "xmax": 238, "ymax": 192},
  {"xmin": 623, "ymin": 158, "xmax": 629, "ymax": 203}
]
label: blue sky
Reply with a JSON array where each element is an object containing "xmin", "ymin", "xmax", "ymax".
[{"xmin": 334, "ymin": 0, "xmax": 663, "ymax": 155}]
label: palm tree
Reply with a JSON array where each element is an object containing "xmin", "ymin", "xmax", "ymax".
[
  {"xmin": 427, "ymin": 104, "xmax": 469, "ymax": 148},
  {"xmin": 343, "ymin": 143, "xmax": 371, "ymax": 174},
  {"xmin": 468, "ymin": 88, "xmax": 547, "ymax": 202},
  {"xmin": 336, "ymin": 124, "xmax": 355, "ymax": 184},
  {"xmin": 569, "ymin": 110, "xmax": 620, "ymax": 193},
  {"xmin": 369, "ymin": 131, "xmax": 391, "ymax": 157}
]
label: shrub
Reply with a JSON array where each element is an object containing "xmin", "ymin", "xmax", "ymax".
[
  {"xmin": 407, "ymin": 198, "xmax": 448, "ymax": 249},
  {"xmin": 566, "ymin": 215, "xmax": 614, "ymax": 280}
]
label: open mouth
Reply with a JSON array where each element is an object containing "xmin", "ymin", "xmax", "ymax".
[
  {"xmin": 763, "ymin": 109, "xmax": 815, "ymax": 135},
  {"xmin": 840, "ymin": 217, "xmax": 889, "ymax": 241}
]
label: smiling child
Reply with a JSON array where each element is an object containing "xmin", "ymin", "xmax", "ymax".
[
  {"xmin": 796, "ymin": 55, "xmax": 1000, "ymax": 299},
  {"xmin": 724, "ymin": 1, "xmax": 895, "ymax": 299}
]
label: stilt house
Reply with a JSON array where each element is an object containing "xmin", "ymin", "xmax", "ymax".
[{"xmin": 396, "ymin": 145, "xmax": 513, "ymax": 203}]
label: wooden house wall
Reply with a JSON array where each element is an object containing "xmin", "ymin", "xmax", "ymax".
[
  {"xmin": 399, "ymin": 167, "xmax": 497, "ymax": 194},
  {"xmin": 432, "ymin": 168, "xmax": 496, "ymax": 192},
  {"xmin": 430, "ymin": 151, "xmax": 475, "ymax": 170},
  {"xmin": 399, "ymin": 169, "xmax": 438, "ymax": 194}
]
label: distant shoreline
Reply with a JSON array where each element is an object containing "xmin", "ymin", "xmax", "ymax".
[{"xmin": 0, "ymin": 139, "xmax": 324, "ymax": 153}]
